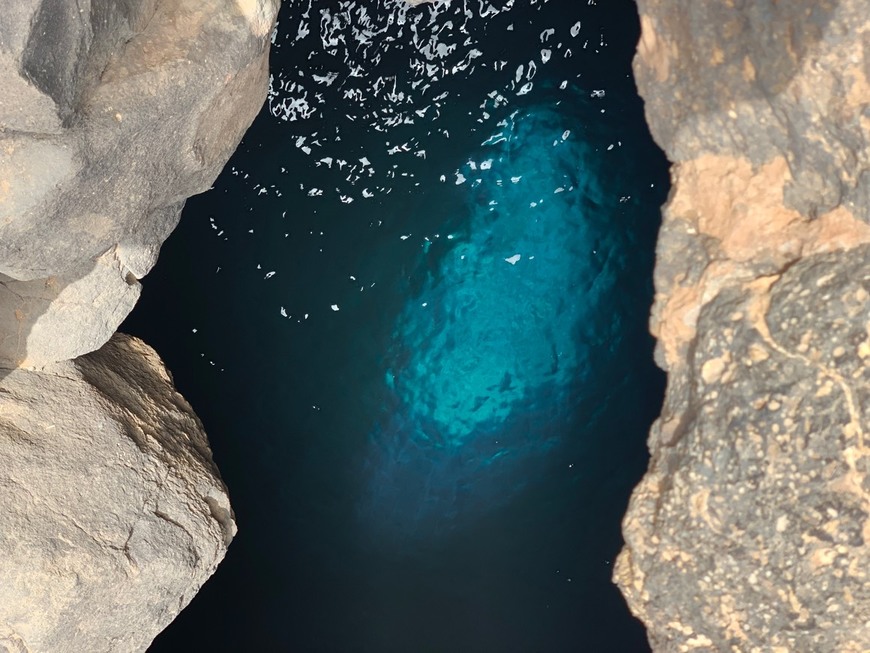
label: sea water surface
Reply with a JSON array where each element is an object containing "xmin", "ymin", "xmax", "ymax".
[{"xmin": 127, "ymin": 0, "xmax": 668, "ymax": 651}]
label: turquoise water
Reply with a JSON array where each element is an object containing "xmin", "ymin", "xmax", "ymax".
[
  {"xmin": 128, "ymin": 1, "xmax": 667, "ymax": 650},
  {"xmin": 361, "ymin": 102, "xmax": 644, "ymax": 543}
]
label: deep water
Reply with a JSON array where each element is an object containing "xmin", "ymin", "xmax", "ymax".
[{"xmin": 126, "ymin": 1, "xmax": 669, "ymax": 651}]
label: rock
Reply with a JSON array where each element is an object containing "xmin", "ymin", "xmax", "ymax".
[
  {"xmin": 0, "ymin": 0, "xmax": 279, "ymax": 367},
  {"xmin": 615, "ymin": 1, "xmax": 870, "ymax": 650},
  {"xmin": 0, "ymin": 333, "xmax": 236, "ymax": 653},
  {"xmin": 0, "ymin": 0, "xmax": 274, "ymax": 647},
  {"xmin": 0, "ymin": 253, "xmax": 142, "ymax": 369}
]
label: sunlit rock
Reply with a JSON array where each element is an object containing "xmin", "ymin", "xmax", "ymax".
[
  {"xmin": 0, "ymin": 252, "xmax": 140, "ymax": 368},
  {"xmin": 0, "ymin": 0, "xmax": 277, "ymax": 367},
  {"xmin": 0, "ymin": 334, "xmax": 236, "ymax": 653},
  {"xmin": 615, "ymin": 1, "xmax": 870, "ymax": 650},
  {"xmin": 0, "ymin": 0, "xmax": 274, "ymax": 649}
]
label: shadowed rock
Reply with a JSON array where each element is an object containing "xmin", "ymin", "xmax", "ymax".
[{"xmin": 615, "ymin": 1, "xmax": 870, "ymax": 650}]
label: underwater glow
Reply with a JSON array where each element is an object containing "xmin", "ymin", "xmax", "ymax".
[
  {"xmin": 124, "ymin": 0, "xmax": 666, "ymax": 649},
  {"xmin": 359, "ymin": 100, "xmax": 634, "ymax": 541}
]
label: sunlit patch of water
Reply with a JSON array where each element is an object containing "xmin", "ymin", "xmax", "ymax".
[{"xmin": 357, "ymin": 97, "xmax": 648, "ymax": 543}]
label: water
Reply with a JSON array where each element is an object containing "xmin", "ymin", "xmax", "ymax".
[{"xmin": 126, "ymin": 0, "xmax": 668, "ymax": 650}]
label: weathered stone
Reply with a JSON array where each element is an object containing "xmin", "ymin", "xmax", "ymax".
[
  {"xmin": 0, "ymin": 1, "xmax": 277, "ymax": 646},
  {"xmin": 0, "ymin": 253, "xmax": 141, "ymax": 367},
  {"xmin": 0, "ymin": 0, "xmax": 278, "ymax": 367},
  {"xmin": 0, "ymin": 333, "xmax": 236, "ymax": 653},
  {"xmin": 616, "ymin": 1, "xmax": 870, "ymax": 650}
]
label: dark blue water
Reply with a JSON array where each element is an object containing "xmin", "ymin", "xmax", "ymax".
[{"xmin": 128, "ymin": 1, "xmax": 667, "ymax": 651}]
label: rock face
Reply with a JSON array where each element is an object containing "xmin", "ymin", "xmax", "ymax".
[
  {"xmin": 615, "ymin": 1, "xmax": 870, "ymax": 651},
  {"xmin": 0, "ymin": 0, "xmax": 278, "ymax": 367},
  {"xmin": 0, "ymin": 334, "xmax": 237, "ymax": 653},
  {"xmin": 0, "ymin": 0, "xmax": 277, "ymax": 650}
]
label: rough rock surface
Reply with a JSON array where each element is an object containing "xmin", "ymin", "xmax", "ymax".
[
  {"xmin": 0, "ymin": 0, "xmax": 278, "ymax": 366},
  {"xmin": 0, "ymin": 333, "xmax": 237, "ymax": 653},
  {"xmin": 615, "ymin": 1, "xmax": 870, "ymax": 651},
  {"xmin": 0, "ymin": 0, "xmax": 277, "ymax": 650}
]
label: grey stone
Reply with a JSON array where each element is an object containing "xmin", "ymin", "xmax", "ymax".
[
  {"xmin": 0, "ymin": 0, "xmax": 278, "ymax": 367},
  {"xmin": 0, "ymin": 333, "xmax": 236, "ymax": 653},
  {"xmin": 0, "ymin": 0, "xmax": 278, "ymax": 649},
  {"xmin": 0, "ymin": 253, "xmax": 141, "ymax": 368}
]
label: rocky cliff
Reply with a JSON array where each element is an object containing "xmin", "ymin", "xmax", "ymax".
[
  {"xmin": 615, "ymin": 1, "xmax": 870, "ymax": 650},
  {"xmin": 0, "ymin": 0, "xmax": 277, "ymax": 650}
]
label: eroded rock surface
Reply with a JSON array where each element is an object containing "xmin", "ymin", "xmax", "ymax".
[
  {"xmin": 615, "ymin": 1, "xmax": 870, "ymax": 651},
  {"xmin": 0, "ymin": 0, "xmax": 277, "ymax": 649},
  {"xmin": 0, "ymin": 334, "xmax": 237, "ymax": 653},
  {"xmin": 0, "ymin": 0, "xmax": 278, "ymax": 366}
]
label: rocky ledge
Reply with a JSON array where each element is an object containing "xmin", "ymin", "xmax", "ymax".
[
  {"xmin": 0, "ymin": 0, "xmax": 277, "ymax": 650},
  {"xmin": 615, "ymin": 1, "xmax": 870, "ymax": 651}
]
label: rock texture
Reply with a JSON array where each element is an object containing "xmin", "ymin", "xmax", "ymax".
[
  {"xmin": 0, "ymin": 0, "xmax": 277, "ymax": 650},
  {"xmin": 0, "ymin": 333, "xmax": 237, "ymax": 653},
  {"xmin": 0, "ymin": 0, "xmax": 278, "ymax": 367},
  {"xmin": 615, "ymin": 1, "xmax": 870, "ymax": 651}
]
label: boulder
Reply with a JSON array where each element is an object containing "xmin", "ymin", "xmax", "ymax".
[
  {"xmin": 0, "ymin": 0, "xmax": 279, "ymax": 366},
  {"xmin": 615, "ymin": 1, "xmax": 870, "ymax": 650},
  {"xmin": 0, "ymin": 333, "xmax": 236, "ymax": 653},
  {"xmin": 0, "ymin": 0, "xmax": 278, "ymax": 648}
]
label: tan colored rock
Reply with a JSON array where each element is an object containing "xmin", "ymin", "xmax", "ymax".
[
  {"xmin": 616, "ymin": 1, "xmax": 870, "ymax": 650},
  {"xmin": 0, "ymin": 334, "xmax": 236, "ymax": 653}
]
